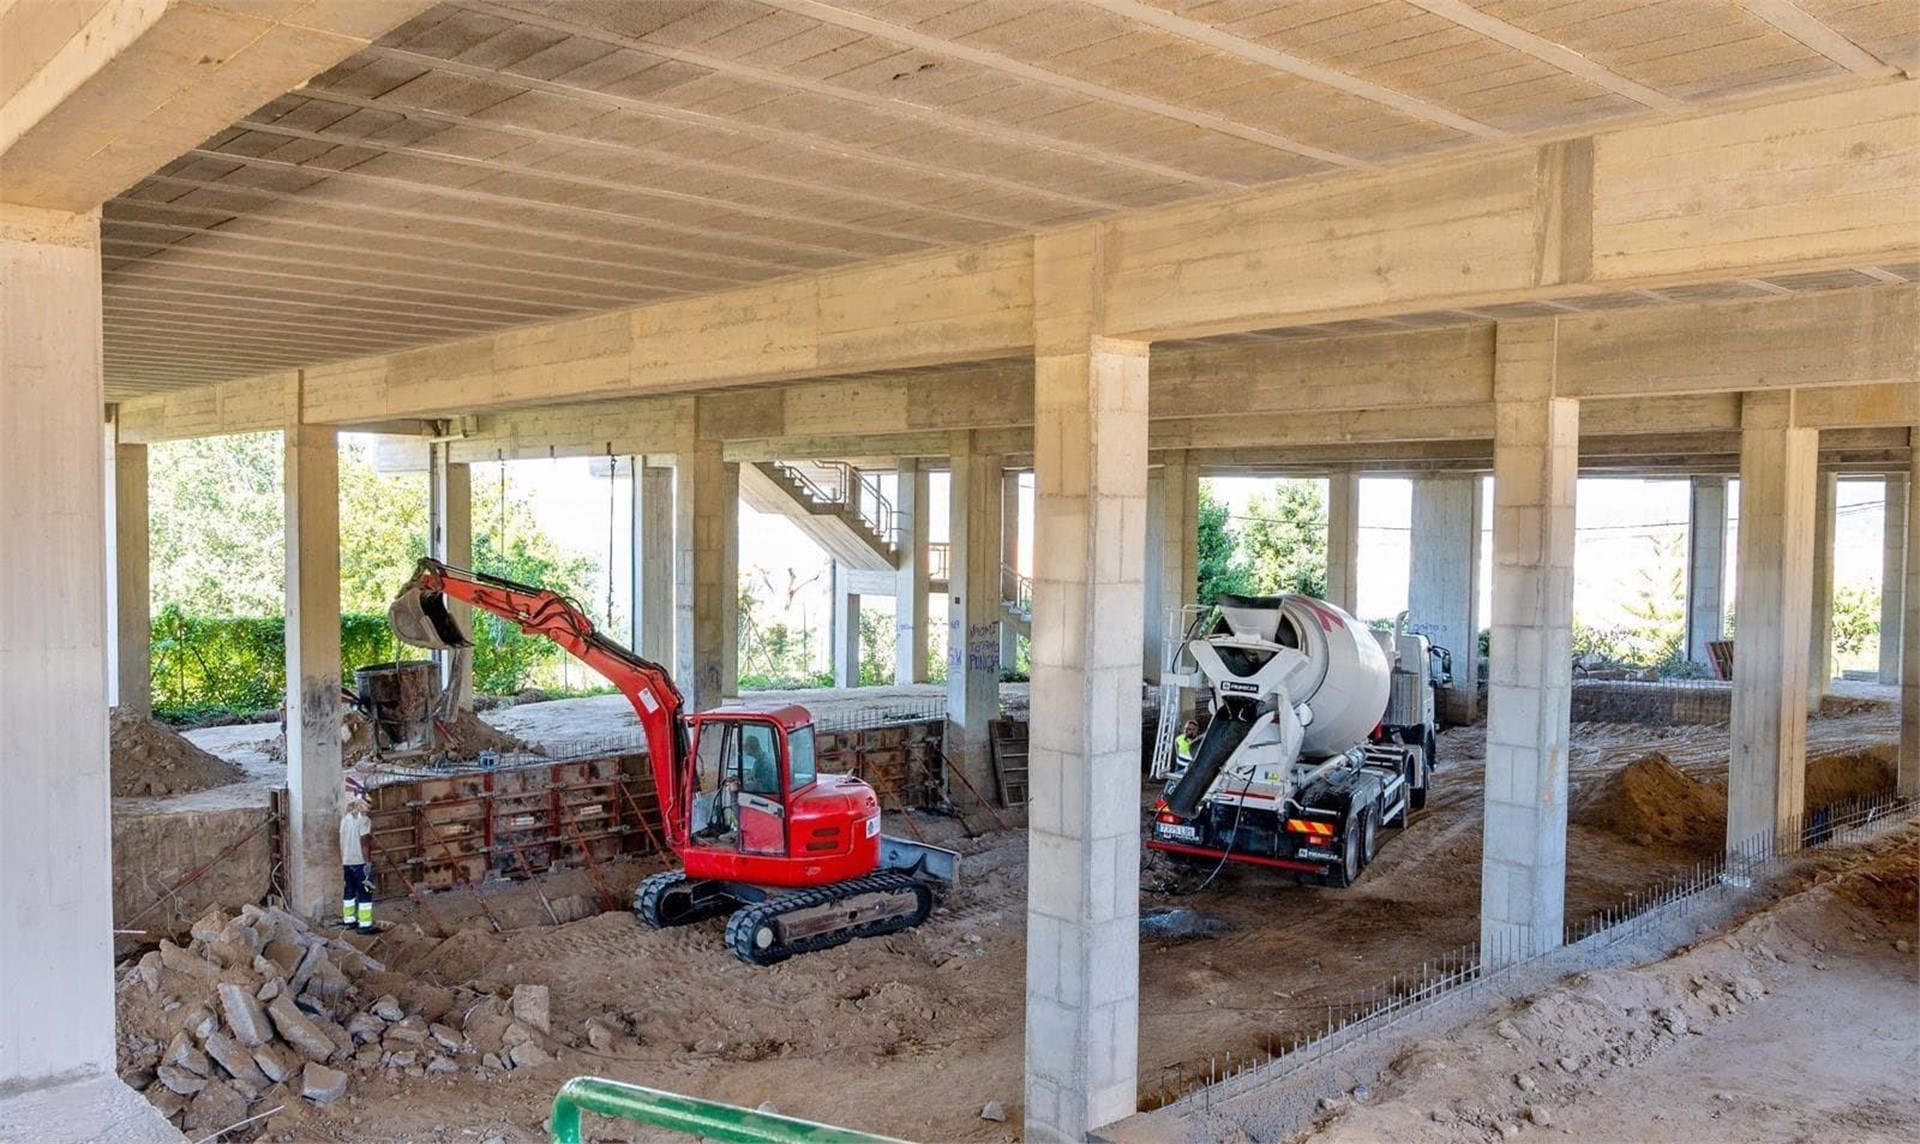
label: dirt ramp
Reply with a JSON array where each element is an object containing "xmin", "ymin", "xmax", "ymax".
[
  {"xmin": 112, "ymin": 710, "xmax": 245, "ymax": 798},
  {"xmin": 1572, "ymin": 753, "xmax": 1726, "ymax": 853}
]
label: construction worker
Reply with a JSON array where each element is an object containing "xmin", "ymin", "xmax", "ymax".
[
  {"xmin": 339, "ymin": 795, "xmax": 375, "ymax": 934},
  {"xmin": 1174, "ymin": 720, "xmax": 1200, "ymax": 774}
]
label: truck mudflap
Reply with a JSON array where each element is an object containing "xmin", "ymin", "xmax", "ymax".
[
  {"xmin": 878, "ymin": 835, "xmax": 960, "ymax": 887},
  {"xmin": 1145, "ymin": 837, "xmax": 1328, "ymax": 875}
]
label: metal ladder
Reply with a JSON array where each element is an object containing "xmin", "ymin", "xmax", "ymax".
[{"xmin": 1148, "ymin": 605, "xmax": 1209, "ymax": 781}]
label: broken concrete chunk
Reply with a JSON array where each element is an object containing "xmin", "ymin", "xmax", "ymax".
[
  {"xmin": 183, "ymin": 1081, "xmax": 249, "ymax": 1132},
  {"xmin": 136, "ymin": 952, "xmax": 162, "ymax": 994},
  {"xmin": 155, "ymin": 1065, "xmax": 208, "ymax": 1096},
  {"xmin": 204, "ymin": 1031, "xmax": 270, "ymax": 1087},
  {"xmin": 157, "ymin": 941, "xmax": 207, "ymax": 977},
  {"xmin": 385, "ymin": 1050, "xmax": 419, "ymax": 1069},
  {"xmin": 507, "ymin": 1042, "xmax": 550, "ymax": 1070},
  {"xmin": 427, "ymin": 1055, "xmax": 458, "ymax": 1074},
  {"xmin": 256, "ymin": 977, "xmax": 283, "ymax": 1004},
  {"xmin": 267, "ymin": 994, "xmax": 337, "ymax": 1062},
  {"xmin": 980, "ymin": 1100, "xmax": 1006, "ymax": 1122},
  {"xmin": 288, "ymin": 943, "xmax": 329, "ymax": 994},
  {"xmin": 301, "ymin": 1062, "xmax": 349, "ymax": 1104},
  {"xmin": 386, "ymin": 1015, "xmax": 429, "ymax": 1045},
  {"xmin": 186, "ymin": 1005, "xmax": 220, "ymax": 1041},
  {"xmin": 217, "ymin": 982, "xmax": 274, "ymax": 1047},
  {"xmin": 346, "ymin": 1012, "xmax": 386, "ymax": 1045},
  {"xmin": 510, "ymin": 985, "xmax": 550, "ymax": 1034},
  {"xmin": 189, "ymin": 909, "xmax": 228, "ymax": 944},
  {"xmin": 371, "ymin": 994, "xmax": 406, "ymax": 1023},
  {"xmin": 501, "ymin": 1021, "xmax": 535, "ymax": 1048},
  {"xmin": 481, "ymin": 1052, "xmax": 505, "ymax": 1071},
  {"xmin": 164, "ymin": 1031, "xmax": 209, "ymax": 1076},
  {"xmin": 219, "ymin": 920, "xmax": 264, "ymax": 955},
  {"xmin": 253, "ymin": 1042, "xmax": 298, "ymax": 1084},
  {"xmin": 584, "ymin": 1021, "xmax": 616, "ymax": 1053},
  {"xmin": 262, "ymin": 940, "xmax": 303, "ymax": 976},
  {"xmin": 428, "ymin": 1023, "xmax": 462, "ymax": 1052}
]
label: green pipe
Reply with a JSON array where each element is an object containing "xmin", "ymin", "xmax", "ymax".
[{"xmin": 549, "ymin": 1076, "xmax": 913, "ymax": 1144}]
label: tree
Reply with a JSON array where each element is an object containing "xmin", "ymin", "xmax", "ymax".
[
  {"xmin": 1239, "ymin": 481, "xmax": 1327, "ymax": 598},
  {"xmin": 1196, "ymin": 486, "xmax": 1252, "ymax": 605},
  {"xmin": 149, "ymin": 432, "xmax": 285, "ymax": 615}
]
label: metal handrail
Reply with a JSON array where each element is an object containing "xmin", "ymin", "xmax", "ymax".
[
  {"xmin": 772, "ymin": 460, "xmax": 896, "ymax": 548},
  {"xmin": 1001, "ymin": 564, "xmax": 1032, "ymax": 613},
  {"xmin": 926, "ymin": 541, "xmax": 951, "ymax": 581},
  {"xmin": 550, "ymin": 1077, "xmax": 907, "ymax": 1144}
]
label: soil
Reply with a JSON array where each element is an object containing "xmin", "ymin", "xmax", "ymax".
[
  {"xmin": 1299, "ymin": 825, "xmax": 1920, "ymax": 1144},
  {"xmin": 116, "ymin": 688, "xmax": 1904, "ymax": 1141},
  {"xmin": 112, "ymin": 709, "xmax": 246, "ymax": 798},
  {"xmin": 1571, "ymin": 753, "xmax": 1727, "ymax": 854}
]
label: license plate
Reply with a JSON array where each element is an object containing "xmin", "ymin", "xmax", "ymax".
[{"xmin": 1156, "ymin": 823, "xmax": 1201, "ymax": 843}]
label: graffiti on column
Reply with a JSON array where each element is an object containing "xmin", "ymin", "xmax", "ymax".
[{"xmin": 966, "ymin": 623, "xmax": 999, "ymax": 673}]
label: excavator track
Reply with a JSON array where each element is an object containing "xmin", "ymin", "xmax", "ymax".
[
  {"xmin": 724, "ymin": 872, "xmax": 934, "ymax": 966},
  {"xmin": 634, "ymin": 871, "xmax": 733, "ymax": 929}
]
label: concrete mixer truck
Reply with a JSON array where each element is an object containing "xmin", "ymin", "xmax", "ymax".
[{"xmin": 1146, "ymin": 594, "xmax": 1444, "ymax": 888}]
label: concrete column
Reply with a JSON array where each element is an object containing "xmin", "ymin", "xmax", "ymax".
[
  {"xmin": 894, "ymin": 460, "xmax": 930, "ymax": 684},
  {"xmin": 1325, "ymin": 470, "xmax": 1361, "ymax": 614},
  {"xmin": 685, "ymin": 438, "xmax": 738, "ymax": 710},
  {"xmin": 1480, "ymin": 319, "xmax": 1578, "ymax": 966},
  {"xmin": 1409, "ymin": 474, "xmax": 1484, "ymax": 720},
  {"xmin": 284, "ymin": 415, "xmax": 344, "ymax": 921},
  {"xmin": 1901, "ymin": 438, "xmax": 1918, "ymax": 797},
  {"xmin": 429, "ymin": 445, "xmax": 473, "ymax": 711},
  {"xmin": 1025, "ymin": 229, "xmax": 1148, "ymax": 1141},
  {"xmin": 0, "ymin": 204, "xmax": 151, "ymax": 1127},
  {"xmin": 1684, "ymin": 476, "xmax": 1729, "ymax": 667},
  {"xmin": 946, "ymin": 435, "xmax": 1003, "ymax": 797},
  {"xmin": 833, "ymin": 563, "xmax": 862, "ymax": 688},
  {"xmin": 1727, "ymin": 391, "xmax": 1817, "ymax": 855},
  {"xmin": 1880, "ymin": 471, "xmax": 1907, "ymax": 686},
  {"xmin": 636, "ymin": 461, "xmax": 674, "ymax": 666},
  {"xmin": 1143, "ymin": 466, "xmax": 1165, "ymax": 680},
  {"xmin": 113, "ymin": 434, "xmax": 151, "ymax": 714},
  {"xmin": 671, "ymin": 457, "xmax": 697, "ymax": 694},
  {"xmin": 1808, "ymin": 470, "xmax": 1837, "ymax": 710},
  {"xmin": 1156, "ymin": 451, "xmax": 1200, "ymax": 716},
  {"xmin": 1001, "ymin": 470, "xmax": 1022, "ymax": 670}
]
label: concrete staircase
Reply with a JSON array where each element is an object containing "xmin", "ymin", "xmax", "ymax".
[
  {"xmin": 740, "ymin": 461, "xmax": 896, "ymax": 572},
  {"xmin": 1000, "ymin": 564, "xmax": 1031, "ymax": 639}
]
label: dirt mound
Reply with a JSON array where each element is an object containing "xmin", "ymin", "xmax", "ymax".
[
  {"xmin": 1805, "ymin": 747, "xmax": 1896, "ymax": 810},
  {"xmin": 263, "ymin": 710, "xmax": 537, "ymax": 769},
  {"xmin": 1572, "ymin": 752, "xmax": 1725, "ymax": 853},
  {"xmin": 112, "ymin": 710, "xmax": 246, "ymax": 798}
]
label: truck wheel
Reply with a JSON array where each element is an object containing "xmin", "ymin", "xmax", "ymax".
[
  {"xmin": 1361, "ymin": 805, "xmax": 1381, "ymax": 865},
  {"xmin": 1325, "ymin": 807, "xmax": 1367, "ymax": 889},
  {"xmin": 1409, "ymin": 753, "xmax": 1429, "ymax": 811}
]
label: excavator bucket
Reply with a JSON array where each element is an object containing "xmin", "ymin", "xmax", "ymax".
[{"xmin": 388, "ymin": 584, "xmax": 472, "ymax": 650}]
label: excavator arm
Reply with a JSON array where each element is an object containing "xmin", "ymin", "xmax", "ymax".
[{"xmin": 390, "ymin": 558, "xmax": 691, "ymax": 850}]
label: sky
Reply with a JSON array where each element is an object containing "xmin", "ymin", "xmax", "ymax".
[{"xmin": 479, "ymin": 454, "xmax": 1894, "ymax": 673}]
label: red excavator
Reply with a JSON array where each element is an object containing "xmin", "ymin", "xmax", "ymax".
[{"xmin": 388, "ymin": 558, "xmax": 957, "ymax": 964}]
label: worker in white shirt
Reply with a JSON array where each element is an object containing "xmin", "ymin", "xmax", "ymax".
[{"xmin": 339, "ymin": 796, "xmax": 375, "ymax": 934}]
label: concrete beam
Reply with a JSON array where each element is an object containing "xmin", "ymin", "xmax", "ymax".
[
  {"xmin": 1, "ymin": 1, "xmax": 435, "ymax": 213},
  {"xmin": 1481, "ymin": 319, "xmax": 1577, "ymax": 966},
  {"xmin": 1728, "ymin": 392, "xmax": 1818, "ymax": 856},
  {"xmin": 1903, "ymin": 434, "xmax": 1919, "ymax": 798}
]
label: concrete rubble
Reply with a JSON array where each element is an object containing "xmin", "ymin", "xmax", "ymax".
[{"xmin": 114, "ymin": 904, "xmax": 570, "ymax": 1132}]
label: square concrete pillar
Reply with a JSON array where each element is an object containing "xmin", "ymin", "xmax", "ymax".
[
  {"xmin": 1881, "ymin": 470, "xmax": 1908, "ymax": 687},
  {"xmin": 1480, "ymin": 319, "xmax": 1578, "ymax": 966},
  {"xmin": 684, "ymin": 438, "xmax": 738, "ymax": 711},
  {"xmin": 635, "ymin": 461, "xmax": 675, "ymax": 667},
  {"xmin": 1025, "ymin": 228, "xmax": 1148, "ymax": 1141},
  {"xmin": 285, "ymin": 415, "xmax": 345, "ymax": 921},
  {"xmin": 1902, "ymin": 438, "xmax": 1919, "ymax": 798},
  {"xmin": 1002, "ymin": 470, "xmax": 1023, "ymax": 670},
  {"xmin": 895, "ymin": 460, "xmax": 931, "ymax": 684},
  {"xmin": 1808, "ymin": 470, "xmax": 1837, "ymax": 710},
  {"xmin": 1410, "ymin": 474, "xmax": 1483, "ymax": 720},
  {"xmin": 671, "ymin": 456, "xmax": 697, "ymax": 693},
  {"xmin": 0, "ymin": 203, "xmax": 132, "ymax": 1116},
  {"xmin": 1325, "ymin": 470, "xmax": 1361, "ymax": 615},
  {"xmin": 1684, "ymin": 476, "xmax": 1729, "ymax": 667},
  {"xmin": 1728, "ymin": 392, "xmax": 1817, "ymax": 855},
  {"xmin": 946, "ymin": 436, "xmax": 1003, "ymax": 798},
  {"xmin": 112, "ymin": 431, "xmax": 151, "ymax": 714},
  {"xmin": 429, "ymin": 445, "xmax": 473, "ymax": 711},
  {"xmin": 833, "ymin": 563, "xmax": 862, "ymax": 688},
  {"xmin": 1147, "ymin": 452, "xmax": 1198, "ymax": 692}
]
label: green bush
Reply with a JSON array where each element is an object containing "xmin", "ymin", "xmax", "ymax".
[{"xmin": 150, "ymin": 606, "xmax": 405, "ymax": 718}]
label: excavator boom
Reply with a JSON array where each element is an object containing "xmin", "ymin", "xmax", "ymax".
[{"xmin": 390, "ymin": 558, "xmax": 691, "ymax": 849}]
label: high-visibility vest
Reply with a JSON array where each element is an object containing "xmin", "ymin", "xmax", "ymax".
[{"xmin": 1174, "ymin": 734, "xmax": 1195, "ymax": 764}]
